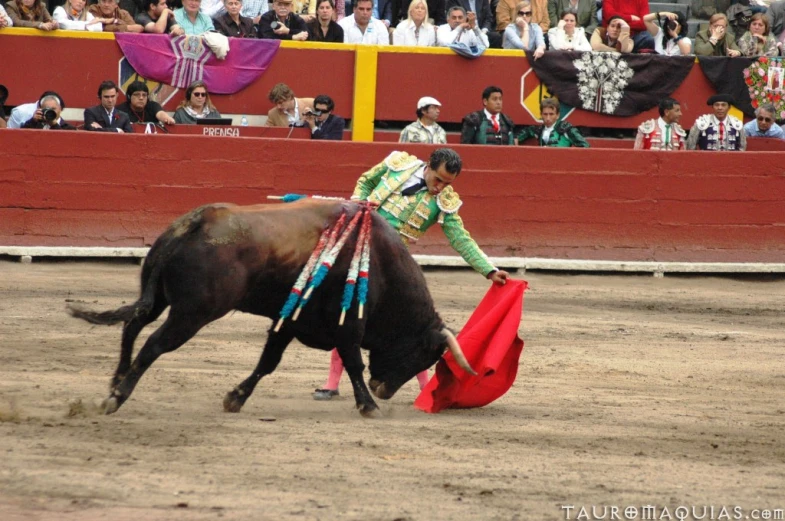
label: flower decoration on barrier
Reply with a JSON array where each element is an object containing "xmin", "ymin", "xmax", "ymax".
[
  {"xmin": 744, "ymin": 56, "xmax": 785, "ymax": 117},
  {"xmin": 573, "ymin": 52, "xmax": 634, "ymax": 115}
]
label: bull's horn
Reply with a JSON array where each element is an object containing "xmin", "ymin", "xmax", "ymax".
[{"xmin": 443, "ymin": 329, "xmax": 477, "ymax": 376}]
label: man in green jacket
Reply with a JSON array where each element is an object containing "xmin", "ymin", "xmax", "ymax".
[
  {"xmin": 313, "ymin": 147, "xmax": 510, "ymax": 400},
  {"xmin": 517, "ymin": 98, "xmax": 589, "ymax": 147},
  {"xmin": 460, "ymin": 86, "xmax": 516, "ymax": 145}
]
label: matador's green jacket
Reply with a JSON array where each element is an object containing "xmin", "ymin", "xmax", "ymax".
[{"xmin": 352, "ymin": 151, "xmax": 496, "ymax": 277}]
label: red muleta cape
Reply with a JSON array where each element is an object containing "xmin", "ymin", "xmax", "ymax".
[{"xmin": 414, "ymin": 279, "xmax": 527, "ymax": 413}]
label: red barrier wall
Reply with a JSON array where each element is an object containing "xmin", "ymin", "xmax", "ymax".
[{"xmin": 1, "ymin": 130, "xmax": 783, "ymax": 262}]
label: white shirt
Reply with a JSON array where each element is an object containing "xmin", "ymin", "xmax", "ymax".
[
  {"xmin": 653, "ymin": 27, "xmax": 690, "ymax": 56},
  {"xmin": 339, "ymin": 14, "xmax": 390, "ymax": 45},
  {"xmin": 392, "ymin": 19, "xmax": 436, "ymax": 46},
  {"xmin": 547, "ymin": 26, "xmax": 592, "ymax": 51},
  {"xmin": 541, "ymin": 124, "xmax": 555, "ymax": 143},
  {"xmin": 0, "ymin": 4, "xmax": 13, "ymax": 26},
  {"xmin": 52, "ymin": 6, "xmax": 102, "ymax": 32},
  {"xmin": 398, "ymin": 165, "xmax": 427, "ymax": 194},
  {"xmin": 436, "ymin": 23, "xmax": 488, "ymax": 48},
  {"xmin": 286, "ymin": 99, "xmax": 304, "ymax": 127},
  {"xmin": 200, "ymin": 0, "xmax": 225, "ymax": 18},
  {"xmin": 7, "ymin": 102, "xmax": 38, "ymax": 129}
]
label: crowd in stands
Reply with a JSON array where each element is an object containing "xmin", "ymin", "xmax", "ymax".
[
  {"xmin": 3, "ymin": 0, "xmax": 785, "ymax": 56},
  {"xmin": 4, "ymin": 1, "xmax": 785, "ymax": 144}
]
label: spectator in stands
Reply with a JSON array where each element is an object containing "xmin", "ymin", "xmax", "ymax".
[
  {"xmin": 7, "ymin": 91, "xmax": 64, "ymax": 129},
  {"xmin": 461, "ymin": 85, "xmax": 515, "ymax": 145},
  {"xmin": 694, "ymin": 13, "xmax": 742, "ymax": 56},
  {"xmin": 174, "ymin": 0, "xmax": 215, "ymax": 33},
  {"xmin": 400, "ymin": 96, "xmax": 447, "ymax": 143},
  {"xmin": 743, "ymin": 102, "xmax": 785, "ymax": 139},
  {"xmin": 591, "ymin": 14, "xmax": 632, "ymax": 52},
  {"xmin": 84, "ymin": 80, "xmax": 133, "ymax": 133},
  {"xmin": 601, "ymin": 0, "xmax": 653, "ymax": 52},
  {"xmin": 547, "ymin": 0, "xmax": 596, "ymax": 39},
  {"xmin": 173, "ymin": 80, "xmax": 221, "ymax": 124},
  {"xmin": 259, "ymin": 0, "xmax": 308, "ymax": 40},
  {"xmin": 339, "ymin": 0, "xmax": 389, "ymax": 43},
  {"xmin": 240, "ymin": 0, "xmax": 268, "ymax": 26},
  {"xmin": 6, "ymin": 0, "xmax": 57, "ymax": 30},
  {"xmin": 497, "ymin": 0, "xmax": 546, "ymax": 33},
  {"xmin": 686, "ymin": 94, "xmax": 746, "ymax": 151},
  {"xmin": 303, "ymin": 94, "xmax": 344, "ymax": 140},
  {"xmin": 642, "ymin": 11, "xmax": 690, "ymax": 56},
  {"xmin": 634, "ymin": 97, "xmax": 687, "ymax": 150},
  {"xmin": 89, "ymin": 0, "xmax": 144, "ymax": 31},
  {"xmin": 436, "ymin": 5, "xmax": 489, "ymax": 48},
  {"xmin": 213, "ymin": 0, "xmax": 255, "ymax": 36},
  {"xmin": 137, "ymin": 0, "xmax": 184, "ymax": 34},
  {"xmin": 446, "ymin": 0, "xmax": 498, "ymax": 47},
  {"xmin": 265, "ymin": 82, "xmax": 314, "ymax": 127},
  {"xmin": 517, "ymin": 98, "xmax": 588, "ymax": 147},
  {"xmin": 393, "ymin": 0, "xmax": 436, "ymax": 45},
  {"xmin": 117, "ymin": 81, "xmax": 176, "ymax": 125},
  {"xmin": 0, "ymin": 3, "xmax": 12, "ymax": 27},
  {"xmin": 738, "ymin": 13, "xmax": 778, "ymax": 57},
  {"xmin": 502, "ymin": 0, "xmax": 545, "ymax": 57},
  {"xmin": 548, "ymin": 10, "xmax": 591, "ymax": 50},
  {"xmin": 21, "ymin": 94, "xmax": 76, "ymax": 130},
  {"xmin": 307, "ymin": 0, "xmax": 344, "ymax": 41},
  {"xmin": 766, "ymin": 2, "xmax": 785, "ymax": 46},
  {"xmin": 52, "ymin": 0, "xmax": 103, "ymax": 31}
]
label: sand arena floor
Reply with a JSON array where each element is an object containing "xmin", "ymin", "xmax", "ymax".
[{"xmin": 0, "ymin": 261, "xmax": 783, "ymax": 521}]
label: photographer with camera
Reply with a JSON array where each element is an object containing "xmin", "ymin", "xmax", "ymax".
[
  {"xmin": 642, "ymin": 11, "xmax": 690, "ymax": 56},
  {"xmin": 21, "ymin": 95, "xmax": 76, "ymax": 130},
  {"xmin": 258, "ymin": 0, "xmax": 308, "ymax": 40},
  {"xmin": 302, "ymin": 94, "xmax": 345, "ymax": 140}
]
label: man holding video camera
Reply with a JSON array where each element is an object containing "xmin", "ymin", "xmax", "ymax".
[
  {"xmin": 22, "ymin": 95, "xmax": 76, "ymax": 130},
  {"xmin": 303, "ymin": 94, "xmax": 345, "ymax": 140}
]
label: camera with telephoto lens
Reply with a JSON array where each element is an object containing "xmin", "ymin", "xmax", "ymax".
[{"xmin": 42, "ymin": 107, "xmax": 58, "ymax": 122}]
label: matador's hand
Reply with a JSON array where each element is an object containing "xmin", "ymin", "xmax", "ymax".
[{"xmin": 488, "ymin": 269, "xmax": 510, "ymax": 285}]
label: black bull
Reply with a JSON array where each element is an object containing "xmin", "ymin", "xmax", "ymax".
[{"xmin": 68, "ymin": 200, "xmax": 475, "ymax": 417}]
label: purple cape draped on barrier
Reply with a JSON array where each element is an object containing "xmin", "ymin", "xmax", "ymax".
[{"xmin": 115, "ymin": 34, "xmax": 281, "ymax": 94}]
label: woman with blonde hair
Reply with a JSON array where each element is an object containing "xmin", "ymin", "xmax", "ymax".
[
  {"xmin": 738, "ymin": 13, "xmax": 778, "ymax": 57},
  {"xmin": 173, "ymin": 81, "xmax": 222, "ymax": 124},
  {"xmin": 392, "ymin": 0, "xmax": 435, "ymax": 46},
  {"xmin": 52, "ymin": 0, "xmax": 104, "ymax": 31},
  {"xmin": 502, "ymin": 0, "xmax": 545, "ymax": 59},
  {"xmin": 5, "ymin": 0, "xmax": 57, "ymax": 30}
]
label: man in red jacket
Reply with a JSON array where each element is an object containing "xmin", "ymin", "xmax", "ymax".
[{"xmin": 601, "ymin": 0, "xmax": 654, "ymax": 52}]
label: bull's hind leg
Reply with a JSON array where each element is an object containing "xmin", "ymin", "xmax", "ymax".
[
  {"xmin": 336, "ymin": 343, "xmax": 380, "ymax": 418},
  {"xmin": 103, "ymin": 308, "xmax": 211, "ymax": 414},
  {"xmin": 223, "ymin": 329, "xmax": 295, "ymax": 413},
  {"xmin": 111, "ymin": 299, "xmax": 168, "ymax": 392}
]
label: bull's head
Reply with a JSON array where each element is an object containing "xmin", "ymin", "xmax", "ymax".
[{"xmin": 367, "ymin": 328, "xmax": 475, "ymax": 399}]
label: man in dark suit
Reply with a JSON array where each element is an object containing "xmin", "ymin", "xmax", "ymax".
[
  {"xmin": 84, "ymin": 80, "xmax": 133, "ymax": 133},
  {"xmin": 445, "ymin": 0, "xmax": 500, "ymax": 46},
  {"xmin": 303, "ymin": 94, "xmax": 345, "ymax": 141}
]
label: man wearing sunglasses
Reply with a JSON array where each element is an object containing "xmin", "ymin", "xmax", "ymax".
[
  {"xmin": 743, "ymin": 103, "xmax": 785, "ymax": 140},
  {"xmin": 686, "ymin": 94, "xmax": 746, "ymax": 151}
]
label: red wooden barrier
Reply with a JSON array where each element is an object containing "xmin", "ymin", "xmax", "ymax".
[{"xmin": 1, "ymin": 130, "xmax": 783, "ymax": 262}]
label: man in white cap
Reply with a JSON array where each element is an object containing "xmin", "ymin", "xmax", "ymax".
[{"xmin": 399, "ymin": 96, "xmax": 448, "ymax": 144}]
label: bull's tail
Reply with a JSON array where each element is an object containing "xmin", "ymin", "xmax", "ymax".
[{"xmin": 67, "ymin": 259, "xmax": 164, "ymax": 326}]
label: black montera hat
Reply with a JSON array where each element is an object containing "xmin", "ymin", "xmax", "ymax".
[{"xmin": 707, "ymin": 93, "xmax": 734, "ymax": 105}]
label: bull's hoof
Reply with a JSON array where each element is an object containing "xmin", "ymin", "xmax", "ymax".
[
  {"xmin": 101, "ymin": 396, "xmax": 119, "ymax": 415},
  {"xmin": 223, "ymin": 391, "xmax": 244, "ymax": 413},
  {"xmin": 359, "ymin": 404, "xmax": 382, "ymax": 419}
]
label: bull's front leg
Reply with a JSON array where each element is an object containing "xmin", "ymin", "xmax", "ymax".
[{"xmin": 336, "ymin": 343, "xmax": 380, "ymax": 418}]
